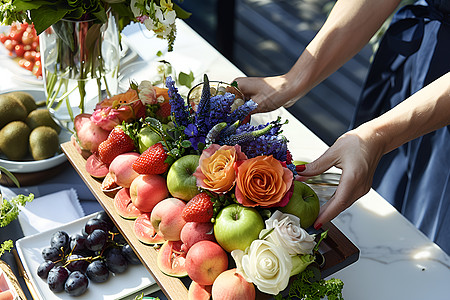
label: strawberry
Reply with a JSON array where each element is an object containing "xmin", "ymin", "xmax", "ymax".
[
  {"xmin": 182, "ymin": 193, "xmax": 214, "ymax": 222},
  {"xmin": 132, "ymin": 142, "xmax": 169, "ymax": 174},
  {"xmin": 98, "ymin": 126, "xmax": 135, "ymax": 164}
]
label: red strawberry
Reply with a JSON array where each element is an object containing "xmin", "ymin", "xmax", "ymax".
[
  {"xmin": 132, "ymin": 142, "xmax": 169, "ymax": 174},
  {"xmin": 182, "ymin": 193, "xmax": 214, "ymax": 223},
  {"xmin": 98, "ymin": 126, "xmax": 135, "ymax": 164}
]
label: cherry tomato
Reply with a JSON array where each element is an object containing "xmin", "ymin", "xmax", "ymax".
[
  {"xmin": 0, "ymin": 33, "xmax": 7, "ymax": 44},
  {"xmin": 3, "ymin": 39, "xmax": 14, "ymax": 51},
  {"xmin": 22, "ymin": 59, "xmax": 34, "ymax": 71},
  {"xmin": 32, "ymin": 60, "xmax": 42, "ymax": 77},
  {"xmin": 34, "ymin": 51, "xmax": 41, "ymax": 62},
  {"xmin": 14, "ymin": 44, "xmax": 25, "ymax": 57},
  {"xmin": 24, "ymin": 50, "xmax": 36, "ymax": 62},
  {"xmin": 31, "ymin": 41, "xmax": 39, "ymax": 51},
  {"xmin": 9, "ymin": 30, "xmax": 23, "ymax": 42},
  {"xmin": 21, "ymin": 30, "xmax": 34, "ymax": 45}
]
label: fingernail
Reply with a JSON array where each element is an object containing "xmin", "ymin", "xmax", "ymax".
[
  {"xmin": 314, "ymin": 223, "xmax": 322, "ymax": 230},
  {"xmin": 295, "ymin": 164, "xmax": 306, "ymax": 172}
]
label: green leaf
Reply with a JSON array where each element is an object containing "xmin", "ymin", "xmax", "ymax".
[
  {"xmin": 29, "ymin": 5, "xmax": 70, "ymax": 35},
  {"xmin": 180, "ymin": 140, "xmax": 192, "ymax": 148},
  {"xmin": 173, "ymin": 4, "xmax": 191, "ymax": 19},
  {"xmin": 177, "ymin": 71, "xmax": 194, "ymax": 89},
  {"xmin": 0, "ymin": 166, "xmax": 20, "ymax": 187}
]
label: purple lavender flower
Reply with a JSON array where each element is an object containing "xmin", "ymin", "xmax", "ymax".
[
  {"xmin": 166, "ymin": 76, "xmax": 190, "ymax": 127},
  {"xmin": 229, "ymin": 99, "xmax": 258, "ymax": 124},
  {"xmin": 208, "ymin": 93, "xmax": 235, "ymax": 127}
]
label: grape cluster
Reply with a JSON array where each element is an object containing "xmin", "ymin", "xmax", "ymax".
[{"xmin": 36, "ymin": 211, "xmax": 141, "ymax": 296}]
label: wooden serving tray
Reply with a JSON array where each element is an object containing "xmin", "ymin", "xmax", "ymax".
[{"xmin": 61, "ymin": 141, "xmax": 359, "ymax": 300}]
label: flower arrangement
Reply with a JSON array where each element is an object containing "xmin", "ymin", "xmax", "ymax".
[
  {"xmin": 72, "ymin": 75, "xmax": 344, "ymax": 299},
  {"xmin": 0, "ymin": 0, "xmax": 190, "ymax": 50}
]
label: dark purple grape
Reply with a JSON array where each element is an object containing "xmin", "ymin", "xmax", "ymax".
[
  {"xmin": 37, "ymin": 261, "xmax": 55, "ymax": 279},
  {"xmin": 85, "ymin": 229, "xmax": 108, "ymax": 251},
  {"xmin": 50, "ymin": 231, "xmax": 70, "ymax": 252},
  {"xmin": 69, "ymin": 233, "xmax": 87, "ymax": 253},
  {"xmin": 105, "ymin": 247, "xmax": 128, "ymax": 274},
  {"xmin": 86, "ymin": 260, "xmax": 110, "ymax": 283},
  {"xmin": 47, "ymin": 266, "xmax": 70, "ymax": 292},
  {"xmin": 42, "ymin": 246, "xmax": 64, "ymax": 262},
  {"xmin": 64, "ymin": 271, "xmax": 89, "ymax": 296},
  {"xmin": 66, "ymin": 254, "xmax": 89, "ymax": 273},
  {"xmin": 94, "ymin": 211, "xmax": 114, "ymax": 230},
  {"xmin": 122, "ymin": 244, "xmax": 140, "ymax": 265},
  {"xmin": 84, "ymin": 218, "xmax": 110, "ymax": 235}
]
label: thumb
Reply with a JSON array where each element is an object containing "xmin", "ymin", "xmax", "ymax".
[{"xmin": 297, "ymin": 149, "xmax": 337, "ymax": 177}]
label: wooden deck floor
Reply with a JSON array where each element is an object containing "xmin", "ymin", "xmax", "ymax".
[{"xmin": 180, "ymin": 0, "xmax": 374, "ymax": 146}]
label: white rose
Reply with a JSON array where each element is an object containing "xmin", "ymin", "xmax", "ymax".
[
  {"xmin": 260, "ymin": 210, "xmax": 316, "ymax": 255},
  {"xmin": 231, "ymin": 239, "xmax": 292, "ymax": 295}
]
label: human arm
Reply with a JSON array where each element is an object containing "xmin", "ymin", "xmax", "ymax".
[
  {"xmin": 235, "ymin": 0, "xmax": 402, "ymax": 113},
  {"xmin": 297, "ymin": 71, "xmax": 450, "ymax": 229}
]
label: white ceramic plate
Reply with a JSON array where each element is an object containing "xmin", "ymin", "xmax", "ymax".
[
  {"xmin": 0, "ymin": 89, "xmax": 70, "ymax": 173},
  {"xmin": 16, "ymin": 213, "xmax": 157, "ymax": 300}
]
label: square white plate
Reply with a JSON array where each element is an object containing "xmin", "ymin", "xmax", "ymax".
[{"xmin": 16, "ymin": 213, "xmax": 157, "ymax": 300}]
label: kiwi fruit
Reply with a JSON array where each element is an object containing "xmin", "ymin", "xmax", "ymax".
[
  {"xmin": 0, "ymin": 94, "xmax": 28, "ymax": 129},
  {"xmin": 26, "ymin": 108, "xmax": 61, "ymax": 134},
  {"xmin": 7, "ymin": 91, "xmax": 37, "ymax": 114},
  {"xmin": 29, "ymin": 126, "xmax": 60, "ymax": 160},
  {"xmin": 0, "ymin": 121, "xmax": 31, "ymax": 160}
]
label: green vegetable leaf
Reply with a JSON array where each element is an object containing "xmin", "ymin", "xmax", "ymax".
[
  {"xmin": 0, "ymin": 193, "xmax": 34, "ymax": 228},
  {"xmin": 0, "ymin": 240, "xmax": 14, "ymax": 257}
]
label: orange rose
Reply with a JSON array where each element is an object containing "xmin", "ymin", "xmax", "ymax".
[
  {"xmin": 193, "ymin": 144, "xmax": 247, "ymax": 194},
  {"xmin": 235, "ymin": 156, "xmax": 293, "ymax": 207}
]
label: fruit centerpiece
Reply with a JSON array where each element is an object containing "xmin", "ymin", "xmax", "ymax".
[{"xmin": 61, "ymin": 75, "xmax": 349, "ymax": 299}]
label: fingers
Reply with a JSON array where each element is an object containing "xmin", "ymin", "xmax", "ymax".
[
  {"xmin": 298, "ymin": 148, "xmax": 339, "ymax": 177},
  {"xmin": 313, "ymin": 169, "xmax": 370, "ymax": 229}
]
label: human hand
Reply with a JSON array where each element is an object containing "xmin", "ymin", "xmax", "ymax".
[
  {"xmin": 297, "ymin": 128, "xmax": 384, "ymax": 229},
  {"xmin": 234, "ymin": 75, "xmax": 299, "ymax": 114}
]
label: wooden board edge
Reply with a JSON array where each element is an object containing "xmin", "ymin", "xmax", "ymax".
[{"xmin": 61, "ymin": 142, "xmax": 189, "ymax": 300}]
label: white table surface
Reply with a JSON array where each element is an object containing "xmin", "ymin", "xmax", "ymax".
[{"xmin": 1, "ymin": 20, "xmax": 449, "ymax": 300}]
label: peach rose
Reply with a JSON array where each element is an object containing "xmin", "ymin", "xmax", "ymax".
[
  {"xmin": 235, "ymin": 156, "xmax": 293, "ymax": 207},
  {"xmin": 193, "ymin": 144, "xmax": 247, "ymax": 194}
]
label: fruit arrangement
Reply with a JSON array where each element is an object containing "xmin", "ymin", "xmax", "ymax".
[
  {"xmin": 71, "ymin": 76, "xmax": 343, "ymax": 299},
  {"xmin": 0, "ymin": 91, "xmax": 61, "ymax": 161},
  {"xmin": 0, "ymin": 22, "xmax": 42, "ymax": 78},
  {"xmin": 36, "ymin": 211, "xmax": 141, "ymax": 297}
]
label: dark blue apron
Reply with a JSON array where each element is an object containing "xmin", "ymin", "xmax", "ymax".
[{"xmin": 350, "ymin": 0, "xmax": 450, "ymax": 254}]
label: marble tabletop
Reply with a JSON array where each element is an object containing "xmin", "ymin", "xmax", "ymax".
[{"xmin": 1, "ymin": 20, "xmax": 449, "ymax": 299}]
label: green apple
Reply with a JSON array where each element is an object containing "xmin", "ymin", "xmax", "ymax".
[
  {"xmin": 280, "ymin": 181, "xmax": 320, "ymax": 229},
  {"xmin": 166, "ymin": 154, "xmax": 200, "ymax": 201},
  {"xmin": 213, "ymin": 204, "xmax": 264, "ymax": 252},
  {"xmin": 138, "ymin": 126, "xmax": 163, "ymax": 153}
]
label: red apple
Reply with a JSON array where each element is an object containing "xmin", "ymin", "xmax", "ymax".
[
  {"xmin": 188, "ymin": 281, "xmax": 212, "ymax": 300},
  {"xmin": 211, "ymin": 268, "xmax": 255, "ymax": 300},
  {"xmin": 109, "ymin": 152, "xmax": 140, "ymax": 188},
  {"xmin": 150, "ymin": 197, "xmax": 186, "ymax": 241},
  {"xmin": 185, "ymin": 240, "xmax": 228, "ymax": 285},
  {"xmin": 180, "ymin": 222, "xmax": 215, "ymax": 252},
  {"xmin": 130, "ymin": 174, "xmax": 169, "ymax": 212}
]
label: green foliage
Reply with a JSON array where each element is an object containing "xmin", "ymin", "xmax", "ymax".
[
  {"xmin": 1, "ymin": 193, "xmax": 34, "ymax": 228},
  {"xmin": 274, "ymin": 269, "xmax": 344, "ymax": 300},
  {"xmin": 0, "ymin": 240, "xmax": 13, "ymax": 257}
]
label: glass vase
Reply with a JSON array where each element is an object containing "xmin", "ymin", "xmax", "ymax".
[{"xmin": 40, "ymin": 11, "xmax": 120, "ymax": 122}]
